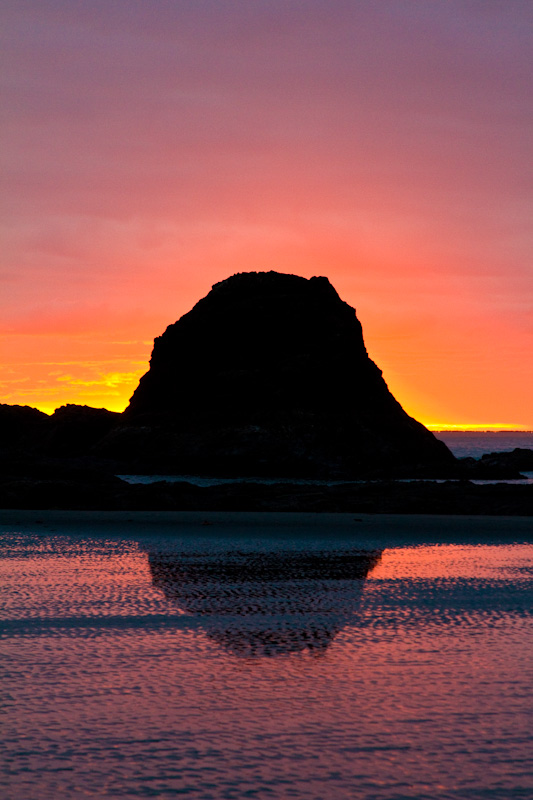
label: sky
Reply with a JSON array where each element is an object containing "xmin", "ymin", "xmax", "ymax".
[{"xmin": 1, "ymin": 0, "xmax": 532, "ymax": 429}]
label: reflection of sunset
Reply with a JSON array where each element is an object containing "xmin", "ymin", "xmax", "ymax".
[
  {"xmin": 3, "ymin": 523, "xmax": 532, "ymax": 799},
  {"xmin": 367, "ymin": 544, "xmax": 532, "ymax": 581}
]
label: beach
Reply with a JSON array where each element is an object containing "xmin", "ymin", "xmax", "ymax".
[{"xmin": 2, "ymin": 509, "xmax": 533, "ymax": 799}]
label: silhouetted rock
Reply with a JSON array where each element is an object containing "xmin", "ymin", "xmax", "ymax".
[
  {"xmin": 480, "ymin": 448, "xmax": 533, "ymax": 472},
  {"xmin": 0, "ymin": 403, "xmax": 48, "ymax": 449},
  {"xmin": 1, "ymin": 472, "xmax": 532, "ymax": 513},
  {"xmin": 0, "ymin": 402, "xmax": 121, "ymax": 459},
  {"xmin": 121, "ymin": 271, "xmax": 455, "ymax": 477},
  {"xmin": 39, "ymin": 404, "xmax": 121, "ymax": 457},
  {"xmin": 457, "ymin": 456, "xmax": 525, "ymax": 480}
]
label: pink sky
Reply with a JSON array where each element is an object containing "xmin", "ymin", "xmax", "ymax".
[{"xmin": 1, "ymin": 1, "xmax": 532, "ymax": 427}]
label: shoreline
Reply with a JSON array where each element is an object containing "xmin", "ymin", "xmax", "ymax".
[{"xmin": 1, "ymin": 509, "xmax": 532, "ymax": 544}]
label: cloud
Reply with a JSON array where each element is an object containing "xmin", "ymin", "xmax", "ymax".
[{"xmin": 55, "ymin": 370, "xmax": 145, "ymax": 389}]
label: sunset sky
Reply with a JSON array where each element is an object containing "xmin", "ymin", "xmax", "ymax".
[{"xmin": 2, "ymin": 0, "xmax": 532, "ymax": 428}]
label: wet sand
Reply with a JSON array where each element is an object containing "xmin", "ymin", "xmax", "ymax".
[{"xmin": 2, "ymin": 509, "xmax": 532, "ymax": 799}]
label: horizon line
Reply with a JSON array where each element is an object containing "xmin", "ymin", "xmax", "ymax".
[{"xmin": 426, "ymin": 424, "xmax": 532, "ymax": 432}]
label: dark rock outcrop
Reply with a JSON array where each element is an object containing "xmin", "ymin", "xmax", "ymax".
[
  {"xmin": 40, "ymin": 404, "xmax": 121, "ymax": 457},
  {"xmin": 0, "ymin": 403, "xmax": 120, "ymax": 458},
  {"xmin": 0, "ymin": 403, "xmax": 49, "ymax": 449},
  {"xmin": 480, "ymin": 448, "xmax": 533, "ymax": 473},
  {"xmin": 1, "ymin": 474, "xmax": 532, "ymax": 514},
  {"xmin": 120, "ymin": 271, "xmax": 454, "ymax": 477}
]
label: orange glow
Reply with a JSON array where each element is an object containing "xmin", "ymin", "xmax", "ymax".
[
  {"xmin": 2, "ymin": 3, "xmax": 531, "ymax": 428},
  {"xmin": 367, "ymin": 544, "xmax": 533, "ymax": 581},
  {"xmin": 1, "ymin": 260, "xmax": 532, "ymax": 427},
  {"xmin": 0, "ymin": 328, "xmax": 152, "ymax": 414}
]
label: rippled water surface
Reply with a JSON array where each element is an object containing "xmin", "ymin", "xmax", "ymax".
[{"xmin": 1, "ymin": 513, "xmax": 532, "ymax": 800}]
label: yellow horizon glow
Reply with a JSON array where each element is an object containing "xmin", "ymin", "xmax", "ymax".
[
  {"xmin": 2, "ymin": 325, "xmax": 532, "ymax": 431},
  {"xmin": 28, "ymin": 399, "xmax": 130, "ymax": 416},
  {"xmin": 425, "ymin": 423, "xmax": 531, "ymax": 432},
  {"xmin": 17, "ymin": 399, "xmax": 533, "ymax": 434}
]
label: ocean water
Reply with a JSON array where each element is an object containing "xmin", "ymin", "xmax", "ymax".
[
  {"xmin": 1, "ymin": 513, "xmax": 532, "ymax": 800},
  {"xmin": 435, "ymin": 430, "xmax": 533, "ymax": 459}
]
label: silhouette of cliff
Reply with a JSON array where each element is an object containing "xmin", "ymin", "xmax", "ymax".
[
  {"xmin": 122, "ymin": 271, "xmax": 454, "ymax": 477},
  {"xmin": 0, "ymin": 404, "xmax": 48, "ymax": 449}
]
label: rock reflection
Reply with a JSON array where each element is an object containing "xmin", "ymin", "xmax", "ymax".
[{"xmin": 147, "ymin": 548, "xmax": 382, "ymax": 657}]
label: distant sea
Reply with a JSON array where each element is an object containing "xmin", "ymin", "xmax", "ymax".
[{"xmin": 435, "ymin": 430, "xmax": 533, "ymax": 459}]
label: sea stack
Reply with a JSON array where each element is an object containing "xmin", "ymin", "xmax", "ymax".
[{"xmin": 124, "ymin": 271, "xmax": 454, "ymax": 477}]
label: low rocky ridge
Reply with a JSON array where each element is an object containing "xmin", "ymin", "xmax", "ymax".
[
  {"xmin": 0, "ymin": 408, "xmax": 531, "ymax": 513},
  {"xmin": 0, "ymin": 403, "xmax": 120, "ymax": 457},
  {"xmin": 0, "ymin": 473, "xmax": 532, "ymax": 514},
  {"xmin": 478, "ymin": 448, "xmax": 533, "ymax": 472}
]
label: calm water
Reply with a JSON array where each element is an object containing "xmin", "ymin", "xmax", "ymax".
[
  {"xmin": 1, "ymin": 513, "xmax": 532, "ymax": 800},
  {"xmin": 435, "ymin": 430, "xmax": 533, "ymax": 459}
]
